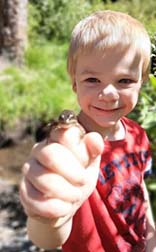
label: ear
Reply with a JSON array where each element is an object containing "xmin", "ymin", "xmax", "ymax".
[{"xmin": 72, "ymin": 80, "xmax": 77, "ymax": 93}]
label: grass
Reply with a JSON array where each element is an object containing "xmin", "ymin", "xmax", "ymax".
[{"xmin": 0, "ymin": 41, "xmax": 79, "ymax": 129}]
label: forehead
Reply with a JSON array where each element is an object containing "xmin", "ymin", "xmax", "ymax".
[{"xmin": 76, "ymin": 46, "xmax": 143, "ymax": 77}]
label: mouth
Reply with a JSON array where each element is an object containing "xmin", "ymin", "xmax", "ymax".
[{"xmin": 92, "ymin": 106, "xmax": 120, "ymax": 112}]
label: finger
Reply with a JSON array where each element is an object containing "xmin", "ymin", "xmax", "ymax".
[
  {"xmin": 32, "ymin": 143, "xmax": 86, "ymax": 185},
  {"xmin": 30, "ymin": 140, "xmax": 47, "ymax": 157},
  {"xmin": 48, "ymin": 125, "xmax": 89, "ymax": 167},
  {"xmin": 20, "ymin": 178, "xmax": 73, "ymax": 219},
  {"xmin": 23, "ymin": 159, "xmax": 83, "ymax": 202}
]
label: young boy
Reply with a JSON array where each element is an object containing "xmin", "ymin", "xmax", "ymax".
[{"xmin": 20, "ymin": 10, "xmax": 156, "ymax": 252}]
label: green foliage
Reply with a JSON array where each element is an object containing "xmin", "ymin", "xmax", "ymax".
[
  {"xmin": 146, "ymin": 176, "xmax": 156, "ymax": 217},
  {"xmin": 129, "ymin": 74, "xmax": 156, "ymax": 171},
  {"xmin": 28, "ymin": 0, "xmax": 94, "ymax": 40},
  {"xmin": 0, "ymin": 42, "xmax": 78, "ymax": 129},
  {"xmin": 27, "ymin": 2, "xmax": 42, "ymax": 40},
  {"xmin": 28, "ymin": 0, "xmax": 156, "ymax": 41},
  {"xmin": 100, "ymin": 0, "xmax": 156, "ymax": 35}
]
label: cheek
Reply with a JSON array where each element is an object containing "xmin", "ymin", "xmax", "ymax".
[
  {"xmin": 77, "ymin": 93, "xmax": 88, "ymax": 107},
  {"xmin": 75, "ymin": 84, "xmax": 100, "ymax": 108},
  {"xmin": 75, "ymin": 86, "xmax": 90, "ymax": 100},
  {"xmin": 123, "ymin": 90, "xmax": 140, "ymax": 108},
  {"xmin": 76, "ymin": 90, "xmax": 92, "ymax": 111}
]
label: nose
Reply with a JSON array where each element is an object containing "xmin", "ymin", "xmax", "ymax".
[{"xmin": 98, "ymin": 84, "xmax": 119, "ymax": 101}]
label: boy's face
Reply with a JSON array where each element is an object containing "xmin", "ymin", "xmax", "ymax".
[{"xmin": 73, "ymin": 46, "xmax": 143, "ymax": 132}]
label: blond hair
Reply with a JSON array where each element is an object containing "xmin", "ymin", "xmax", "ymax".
[{"xmin": 67, "ymin": 10, "xmax": 151, "ymax": 82}]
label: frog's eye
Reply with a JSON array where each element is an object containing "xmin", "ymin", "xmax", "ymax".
[
  {"xmin": 59, "ymin": 113, "xmax": 66, "ymax": 122},
  {"xmin": 66, "ymin": 111, "xmax": 77, "ymax": 123},
  {"xmin": 68, "ymin": 112, "xmax": 76, "ymax": 120}
]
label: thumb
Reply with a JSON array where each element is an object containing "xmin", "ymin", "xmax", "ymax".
[
  {"xmin": 84, "ymin": 132, "xmax": 104, "ymax": 160},
  {"xmin": 75, "ymin": 132, "xmax": 104, "ymax": 202},
  {"xmin": 83, "ymin": 132, "xmax": 104, "ymax": 190}
]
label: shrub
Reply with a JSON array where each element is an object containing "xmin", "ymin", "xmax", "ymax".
[
  {"xmin": 28, "ymin": 0, "xmax": 156, "ymax": 41},
  {"xmin": 28, "ymin": 0, "xmax": 94, "ymax": 40},
  {"xmin": 128, "ymin": 74, "xmax": 156, "ymax": 172}
]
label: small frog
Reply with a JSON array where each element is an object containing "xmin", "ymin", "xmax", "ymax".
[{"xmin": 47, "ymin": 109, "xmax": 85, "ymax": 142}]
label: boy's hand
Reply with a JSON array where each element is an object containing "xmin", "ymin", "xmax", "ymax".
[{"xmin": 20, "ymin": 123, "xmax": 104, "ymax": 227}]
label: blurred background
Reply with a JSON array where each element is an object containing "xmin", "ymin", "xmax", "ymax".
[{"xmin": 0, "ymin": 0, "xmax": 156, "ymax": 251}]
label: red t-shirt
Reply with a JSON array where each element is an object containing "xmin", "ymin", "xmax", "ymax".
[{"xmin": 62, "ymin": 117, "xmax": 151, "ymax": 252}]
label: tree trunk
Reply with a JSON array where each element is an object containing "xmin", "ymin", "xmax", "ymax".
[{"xmin": 0, "ymin": 0, "xmax": 28, "ymax": 67}]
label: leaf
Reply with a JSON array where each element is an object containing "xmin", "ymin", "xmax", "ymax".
[{"xmin": 149, "ymin": 74, "xmax": 156, "ymax": 89}]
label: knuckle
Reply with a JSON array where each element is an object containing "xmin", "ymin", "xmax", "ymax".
[
  {"xmin": 47, "ymin": 199, "xmax": 72, "ymax": 218},
  {"xmin": 22, "ymin": 162, "xmax": 30, "ymax": 175}
]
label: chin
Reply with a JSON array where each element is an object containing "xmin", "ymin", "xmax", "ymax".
[{"xmin": 95, "ymin": 120, "xmax": 117, "ymax": 128}]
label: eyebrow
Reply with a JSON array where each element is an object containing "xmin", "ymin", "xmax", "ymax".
[
  {"xmin": 116, "ymin": 70, "xmax": 140, "ymax": 79},
  {"xmin": 80, "ymin": 69, "xmax": 102, "ymax": 75},
  {"xmin": 80, "ymin": 69, "xmax": 139, "ymax": 78}
]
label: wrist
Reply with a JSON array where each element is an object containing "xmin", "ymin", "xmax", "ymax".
[{"xmin": 27, "ymin": 216, "xmax": 73, "ymax": 249}]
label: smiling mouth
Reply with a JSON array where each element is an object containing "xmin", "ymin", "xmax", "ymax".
[{"xmin": 92, "ymin": 106, "xmax": 120, "ymax": 112}]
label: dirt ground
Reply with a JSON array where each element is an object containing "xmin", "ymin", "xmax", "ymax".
[{"xmin": 0, "ymin": 136, "xmax": 62, "ymax": 252}]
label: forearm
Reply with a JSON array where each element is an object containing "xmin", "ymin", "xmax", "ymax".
[{"xmin": 27, "ymin": 216, "xmax": 72, "ymax": 249}]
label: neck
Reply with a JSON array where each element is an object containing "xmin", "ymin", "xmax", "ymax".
[{"xmin": 77, "ymin": 111, "xmax": 125, "ymax": 141}]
